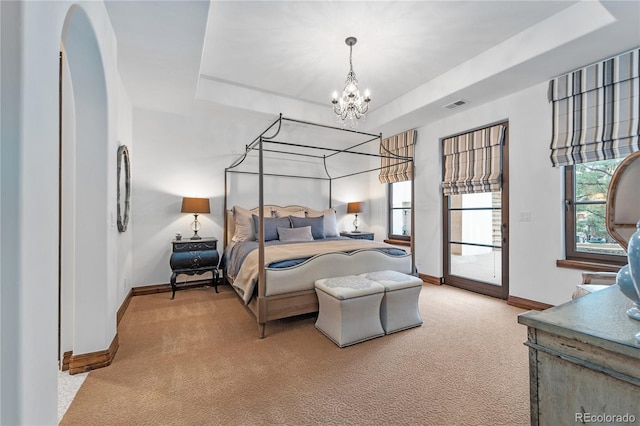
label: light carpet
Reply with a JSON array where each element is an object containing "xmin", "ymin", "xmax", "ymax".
[{"xmin": 61, "ymin": 284, "xmax": 530, "ymax": 425}]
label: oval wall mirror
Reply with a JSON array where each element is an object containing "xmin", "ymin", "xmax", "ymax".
[{"xmin": 117, "ymin": 145, "xmax": 131, "ymax": 232}]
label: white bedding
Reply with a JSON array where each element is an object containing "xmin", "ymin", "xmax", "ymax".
[{"xmin": 232, "ymin": 239, "xmax": 400, "ymax": 303}]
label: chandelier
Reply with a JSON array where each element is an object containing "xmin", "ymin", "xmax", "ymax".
[{"xmin": 331, "ymin": 37, "xmax": 371, "ymax": 124}]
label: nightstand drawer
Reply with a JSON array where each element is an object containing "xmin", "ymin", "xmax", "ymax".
[
  {"xmin": 340, "ymin": 231, "xmax": 374, "ymax": 240},
  {"xmin": 172, "ymin": 239, "xmax": 217, "ymax": 252},
  {"xmin": 170, "ymin": 250, "xmax": 219, "ymax": 270}
]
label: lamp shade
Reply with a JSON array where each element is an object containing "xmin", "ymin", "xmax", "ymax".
[
  {"xmin": 181, "ymin": 197, "xmax": 210, "ymax": 214},
  {"xmin": 347, "ymin": 201, "xmax": 364, "ymax": 214}
]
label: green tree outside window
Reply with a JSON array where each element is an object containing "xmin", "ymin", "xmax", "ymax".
[{"xmin": 574, "ymin": 159, "xmax": 624, "ymax": 253}]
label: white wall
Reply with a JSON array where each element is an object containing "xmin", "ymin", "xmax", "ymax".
[
  {"xmin": 1, "ymin": 2, "xmax": 22, "ymax": 423},
  {"xmin": 413, "ymin": 81, "xmax": 582, "ymax": 306},
  {"xmin": 132, "ymin": 108, "xmax": 261, "ymax": 286},
  {"xmin": 0, "ymin": 1, "xmax": 130, "ymax": 423},
  {"xmin": 60, "ymin": 46, "xmax": 133, "ymax": 360},
  {"xmin": 18, "ymin": 2, "xmax": 67, "ymax": 422}
]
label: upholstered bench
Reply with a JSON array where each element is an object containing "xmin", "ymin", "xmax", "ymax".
[
  {"xmin": 360, "ymin": 270, "xmax": 423, "ymax": 334},
  {"xmin": 314, "ymin": 275, "xmax": 385, "ymax": 347}
]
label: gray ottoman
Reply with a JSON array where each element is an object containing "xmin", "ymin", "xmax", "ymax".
[
  {"xmin": 361, "ymin": 270, "xmax": 423, "ymax": 334},
  {"xmin": 314, "ymin": 275, "xmax": 385, "ymax": 347}
]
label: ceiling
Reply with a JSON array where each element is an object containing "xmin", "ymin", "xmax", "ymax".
[{"xmin": 105, "ymin": 1, "xmax": 640, "ymax": 135}]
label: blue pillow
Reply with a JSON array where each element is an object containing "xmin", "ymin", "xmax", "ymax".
[
  {"xmin": 252, "ymin": 215, "xmax": 291, "ymax": 241},
  {"xmin": 290, "ymin": 215, "xmax": 325, "ymax": 240}
]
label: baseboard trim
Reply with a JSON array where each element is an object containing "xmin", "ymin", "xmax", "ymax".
[
  {"xmin": 131, "ymin": 280, "xmax": 211, "ymax": 297},
  {"xmin": 419, "ymin": 273, "xmax": 442, "ymax": 286},
  {"xmin": 507, "ymin": 295, "xmax": 553, "ymax": 311},
  {"xmin": 63, "ymin": 293, "xmax": 129, "ymax": 376},
  {"xmin": 61, "ymin": 351, "xmax": 72, "ymax": 372},
  {"xmin": 69, "ymin": 334, "xmax": 119, "ymax": 375}
]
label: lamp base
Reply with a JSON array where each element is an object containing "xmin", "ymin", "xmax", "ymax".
[
  {"xmin": 190, "ymin": 214, "xmax": 202, "ymax": 240},
  {"xmin": 352, "ymin": 214, "xmax": 360, "ymax": 233}
]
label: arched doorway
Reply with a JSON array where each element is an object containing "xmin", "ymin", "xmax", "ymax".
[{"xmin": 59, "ymin": 5, "xmax": 110, "ymax": 371}]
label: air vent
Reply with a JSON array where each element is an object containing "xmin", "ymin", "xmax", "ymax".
[{"xmin": 443, "ymin": 99, "xmax": 469, "ymax": 110}]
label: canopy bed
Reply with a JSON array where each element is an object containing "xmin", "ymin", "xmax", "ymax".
[{"xmin": 223, "ymin": 114, "xmax": 416, "ymax": 338}]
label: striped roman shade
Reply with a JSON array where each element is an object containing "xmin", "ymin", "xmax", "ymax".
[
  {"xmin": 379, "ymin": 130, "xmax": 416, "ymax": 183},
  {"xmin": 442, "ymin": 124, "xmax": 505, "ymax": 195},
  {"xmin": 549, "ymin": 48, "xmax": 640, "ymax": 167}
]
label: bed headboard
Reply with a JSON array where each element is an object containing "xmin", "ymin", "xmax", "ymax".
[{"xmin": 225, "ymin": 205, "xmax": 313, "ymax": 246}]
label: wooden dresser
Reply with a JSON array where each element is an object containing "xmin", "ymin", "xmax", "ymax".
[{"xmin": 518, "ymin": 286, "xmax": 639, "ymax": 425}]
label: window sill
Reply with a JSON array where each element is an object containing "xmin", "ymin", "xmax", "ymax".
[
  {"xmin": 556, "ymin": 259, "xmax": 622, "ymax": 273},
  {"xmin": 384, "ymin": 239, "xmax": 411, "ymax": 247}
]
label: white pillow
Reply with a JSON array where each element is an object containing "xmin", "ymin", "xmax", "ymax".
[
  {"xmin": 307, "ymin": 208, "xmax": 339, "ymax": 237},
  {"xmin": 232, "ymin": 205, "xmax": 256, "ymax": 242},
  {"xmin": 277, "ymin": 225, "xmax": 314, "ymax": 242},
  {"xmin": 274, "ymin": 208, "xmax": 305, "ymax": 218}
]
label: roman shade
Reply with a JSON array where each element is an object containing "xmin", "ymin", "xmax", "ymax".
[
  {"xmin": 442, "ymin": 124, "xmax": 505, "ymax": 195},
  {"xmin": 379, "ymin": 130, "xmax": 416, "ymax": 183},
  {"xmin": 549, "ymin": 48, "xmax": 640, "ymax": 167}
]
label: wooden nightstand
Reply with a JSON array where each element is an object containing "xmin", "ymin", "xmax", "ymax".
[
  {"xmin": 169, "ymin": 237, "xmax": 219, "ymax": 299},
  {"xmin": 340, "ymin": 231, "xmax": 374, "ymax": 240}
]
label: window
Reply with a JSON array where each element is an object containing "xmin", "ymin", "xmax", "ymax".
[
  {"xmin": 564, "ymin": 159, "xmax": 626, "ymax": 265},
  {"xmin": 388, "ymin": 181, "xmax": 411, "ymax": 240},
  {"xmin": 380, "ymin": 129, "xmax": 415, "ymax": 242}
]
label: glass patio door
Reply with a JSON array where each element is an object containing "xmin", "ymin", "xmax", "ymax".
[
  {"xmin": 441, "ymin": 121, "xmax": 509, "ymax": 300},
  {"xmin": 443, "ymin": 191, "xmax": 507, "ymax": 299}
]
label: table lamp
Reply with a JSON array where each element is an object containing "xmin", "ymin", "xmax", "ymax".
[
  {"xmin": 181, "ymin": 197, "xmax": 210, "ymax": 240},
  {"xmin": 347, "ymin": 201, "xmax": 364, "ymax": 232}
]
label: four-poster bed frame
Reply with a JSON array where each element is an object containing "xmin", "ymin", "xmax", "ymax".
[{"xmin": 224, "ymin": 114, "xmax": 415, "ymax": 338}]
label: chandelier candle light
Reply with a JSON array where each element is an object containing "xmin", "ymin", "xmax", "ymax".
[{"xmin": 331, "ymin": 37, "xmax": 371, "ymax": 125}]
